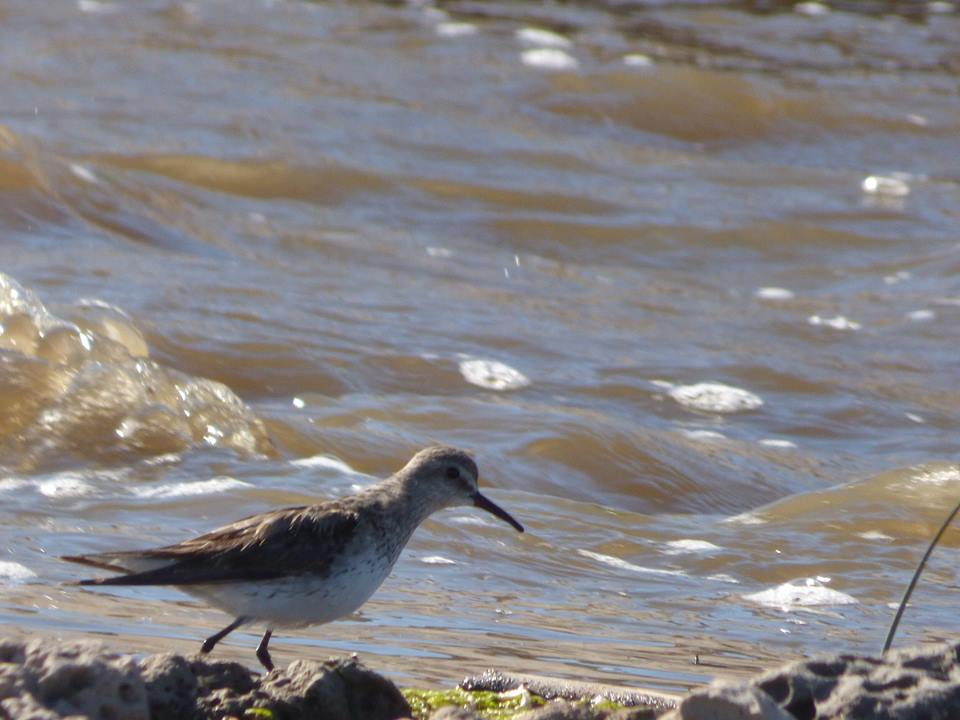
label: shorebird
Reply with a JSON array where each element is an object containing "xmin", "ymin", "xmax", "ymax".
[{"xmin": 63, "ymin": 446, "xmax": 523, "ymax": 671}]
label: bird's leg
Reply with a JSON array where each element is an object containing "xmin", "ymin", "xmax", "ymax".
[
  {"xmin": 200, "ymin": 616, "xmax": 248, "ymax": 655},
  {"xmin": 256, "ymin": 629, "xmax": 274, "ymax": 671}
]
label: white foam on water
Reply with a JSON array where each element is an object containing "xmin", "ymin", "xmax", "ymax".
[
  {"xmin": 132, "ymin": 476, "xmax": 251, "ymax": 499},
  {"xmin": 682, "ymin": 429, "xmax": 726, "ymax": 441},
  {"xmin": 289, "ymin": 455, "xmax": 358, "ymax": 475},
  {"xmin": 760, "ymin": 438, "xmax": 797, "ymax": 449},
  {"xmin": 754, "ymin": 287, "xmax": 795, "ymax": 300},
  {"xmin": 69, "ymin": 163, "xmax": 99, "ymax": 184},
  {"xmin": 420, "ymin": 556, "xmax": 457, "ymax": 565},
  {"xmin": 578, "ymin": 549, "xmax": 686, "ymax": 577},
  {"xmin": 884, "ymin": 270, "xmax": 912, "ymax": 285},
  {"xmin": 911, "ymin": 467, "xmax": 960, "ymax": 486},
  {"xmin": 292, "ymin": 396, "xmax": 306, "ymax": 408},
  {"xmin": 725, "ymin": 511, "xmax": 767, "ymax": 526},
  {"xmin": 669, "ymin": 383, "xmax": 763, "ymax": 413},
  {"xmin": 425, "ymin": 246, "xmax": 453, "ymax": 258},
  {"xmin": 0, "ymin": 561, "xmax": 37, "ymax": 582},
  {"xmin": 905, "ymin": 413, "xmax": 925, "ymax": 424},
  {"xmin": 859, "ymin": 530, "xmax": 894, "ymax": 542},
  {"xmin": 447, "ymin": 515, "xmax": 493, "ymax": 527},
  {"xmin": 708, "ymin": 574, "xmax": 741, "ymax": 584},
  {"xmin": 907, "ymin": 309, "xmax": 935, "ymax": 322},
  {"xmin": 37, "ymin": 473, "xmax": 98, "ymax": 498},
  {"xmin": 808, "ymin": 315, "xmax": 861, "ymax": 331},
  {"xmin": 459, "ymin": 358, "xmax": 530, "ymax": 391},
  {"xmin": 622, "ymin": 54, "xmax": 654, "ymax": 68},
  {"xmin": 794, "ymin": 1, "xmax": 830, "ymax": 15},
  {"xmin": 862, "ymin": 174, "xmax": 911, "ymax": 197},
  {"xmin": 435, "ymin": 22, "xmax": 477, "ymax": 38},
  {"xmin": 928, "ymin": 1, "xmax": 954, "ymax": 12},
  {"xmin": 663, "ymin": 539, "xmax": 723, "ymax": 555},
  {"xmin": 743, "ymin": 578, "xmax": 857, "ymax": 609},
  {"xmin": 78, "ymin": 0, "xmax": 117, "ymax": 13},
  {"xmin": 520, "ymin": 48, "xmax": 579, "ymax": 71},
  {"xmin": 144, "ymin": 453, "xmax": 182, "ymax": 466},
  {"xmin": 515, "ymin": 27, "xmax": 571, "ymax": 48}
]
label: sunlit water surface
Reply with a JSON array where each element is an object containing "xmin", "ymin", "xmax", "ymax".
[{"xmin": 1, "ymin": 0, "xmax": 960, "ymax": 694}]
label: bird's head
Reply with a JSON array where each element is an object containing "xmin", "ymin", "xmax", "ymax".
[{"xmin": 398, "ymin": 446, "xmax": 524, "ymax": 533}]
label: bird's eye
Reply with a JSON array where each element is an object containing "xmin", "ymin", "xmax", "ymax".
[{"xmin": 445, "ymin": 466, "xmax": 460, "ymax": 480}]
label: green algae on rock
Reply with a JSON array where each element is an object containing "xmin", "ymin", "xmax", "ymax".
[{"xmin": 403, "ymin": 687, "xmax": 546, "ymax": 720}]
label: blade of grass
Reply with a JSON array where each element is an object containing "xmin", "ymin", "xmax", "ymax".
[{"xmin": 882, "ymin": 497, "xmax": 960, "ymax": 654}]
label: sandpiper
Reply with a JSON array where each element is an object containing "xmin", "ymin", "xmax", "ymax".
[{"xmin": 63, "ymin": 446, "xmax": 523, "ymax": 671}]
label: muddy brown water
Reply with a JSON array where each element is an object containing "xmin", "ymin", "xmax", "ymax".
[{"xmin": 1, "ymin": 0, "xmax": 959, "ymax": 693}]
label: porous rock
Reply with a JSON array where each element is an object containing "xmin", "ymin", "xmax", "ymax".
[
  {"xmin": 462, "ymin": 669, "xmax": 677, "ymax": 710},
  {"xmin": 190, "ymin": 656, "xmax": 259, "ymax": 719},
  {"xmin": 255, "ymin": 656, "xmax": 412, "ymax": 720},
  {"xmin": 1, "ymin": 693, "xmax": 63, "ymax": 720},
  {"xmin": 0, "ymin": 638, "xmax": 149, "ymax": 720},
  {"xmin": 428, "ymin": 707, "xmax": 484, "ymax": 720},
  {"xmin": 427, "ymin": 700, "xmax": 656, "ymax": 720},
  {"xmin": 669, "ymin": 682, "xmax": 792, "ymax": 719},
  {"xmin": 186, "ymin": 654, "xmax": 410, "ymax": 720},
  {"xmin": 138, "ymin": 652, "xmax": 200, "ymax": 720},
  {"xmin": 515, "ymin": 699, "xmax": 656, "ymax": 720},
  {"xmin": 516, "ymin": 700, "xmax": 613, "ymax": 720},
  {"xmin": 664, "ymin": 641, "xmax": 960, "ymax": 720}
]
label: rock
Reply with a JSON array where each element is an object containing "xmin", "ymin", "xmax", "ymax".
[
  {"xmin": 187, "ymin": 654, "xmax": 411, "ymax": 720},
  {"xmin": 1, "ymin": 693, "xmax": 63, "ymax": 720},
  {"xmin": 5, "ymin": 634, "xmax": 960, "ymax": 720},
  {"xmin": 427, "ymin": 699, "xmax": 656, "ymax": 720},
  {"xmin": 461, "ymin": 670, "xmax": 678, "ymax": 711},
  {"xmin": 138, "ymin": 653, "xmax": 200, "ymax": 720},
  {"xmin": 666, "ymin": 682, "xmax": 792, "ymax": 719},
  {"xmin": 516, "ymin": 700, "xmax": 608, "ymax": 719},
  {"xmin": 0, "ymin": 638, "xmax": 409, "ymax": 720},
  {"xmin": 255, "ymin": 657, "xmax": 412, "ymax": 720},
  {"xmin": 190, "ymin": 656, "xmax": 259, "ymax": 719},
  {"xmin": 0, "ymin": 638, "xmax": 149, "ymax": 720},
  {"xmin": 429, "ymin": 707, "xmax": 484, "ymax": 720},
  {"xmin": 664, "ymin": 641, "xmax": 960, "ymax": 720},
  {"xmin": 607, "ymin": 709, "xmax": 659, "ymax": 720},
  {"xmin": 513, "ymin": 699, "xmax": 657, "ymax": 720}
]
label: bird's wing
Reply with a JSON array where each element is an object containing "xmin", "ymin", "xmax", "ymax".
[{"xmin": 63, "ymin": 503, "xmax": 361, "ymax": 586}]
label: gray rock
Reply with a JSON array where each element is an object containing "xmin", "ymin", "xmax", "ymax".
[
  {"xmin": 513, "ymin": 699, "xmax": 657, "ymax": 720},
  {"xmin": 187, "ymin": 654, "xmax": 410, "ymax": 720},
  {"xmin": 428, "ymin": 707, "xmax": 484, "ymax": 720},
  {"xmin": 255, "ymin": 656, "xmax": 412, "ymax": 720},
  {"xmin": 667, "ymin": 682, "xmax": 792, "ymax": 719},
  {"xmin": 516, "ymin": 700, "xmax": 607, "ymax": 720},
  {"xmin": 190, "ymin": 657, "xmax": 260, "ymax": 720},
  {"xmin": 665, "ymin": 641, "xmax": 960, "ymax": 720},
  {"xmin": 0, "ymin": 640, "xmax": 27, "ymax": 665},
  {"xmin": 462, "ymin": 670, "xmax": 678, "ymax": 711},
  {"xmin": 607, "ymin": 709, "xmax": 659, "ymax": 720},
  {"xmin": 0, "ymin": 638, "xmax": 149, "ymax": 720},
  {"xmin": 0, "ymin": 694, "xmax": 63, "ymax": 720},
  {"xmin": 139, "ymin": 652, "xmax": 200, "ymax": 720}
]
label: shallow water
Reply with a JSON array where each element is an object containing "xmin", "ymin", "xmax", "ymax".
[{"xmin": 2, "ymin": 0, "xmax": 960, "ymax": 693}]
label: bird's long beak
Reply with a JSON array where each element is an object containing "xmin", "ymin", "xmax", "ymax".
[{"xmin": 473, "ymin": 491, "xmax": 524, "ymax": 533}]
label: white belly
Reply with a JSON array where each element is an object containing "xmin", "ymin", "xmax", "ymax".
[{"xmin": 185, "ymin": 560, "xmax": 395, "ymax": 628}]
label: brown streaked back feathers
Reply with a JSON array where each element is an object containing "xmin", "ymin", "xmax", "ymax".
[{"xmin": 63, "ymin": 503, "xmax": 360, "ymax": 586}]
